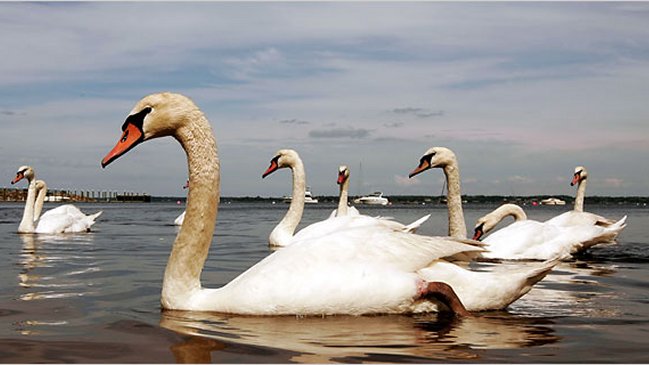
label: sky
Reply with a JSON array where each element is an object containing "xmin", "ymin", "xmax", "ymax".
[{"xmin": 1, "ymin": 1, "xmax": 648, "ymax": 198}]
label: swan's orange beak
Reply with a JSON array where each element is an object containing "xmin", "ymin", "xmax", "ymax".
[
  {"xmin": 262, "ymin": 159, "xmax": 279, "ymax": 178},
  {"xmin": 409, "ymin": 159, "xmax": 431, "ymax": 178},
  {"xmin": 570, "ymin": 172, "xmax": 581, "ymax": 186},
  {"xmin": 472, "ymin": 224, "xmax": 484, "ymax": 241},
  {"xmin": 11, "ymin": 172, "xmax": 24, "ymax": 185},
  {"xmin": 337, "ymin": 172, "xmax": 346, "ymax": 185},
  {"xmin": 101, "ymin": 123, "xmax": 144, "ymax": 168}
]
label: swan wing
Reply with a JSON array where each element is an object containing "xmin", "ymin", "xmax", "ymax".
[{"xmin": 204, "ymin": 224, "xmax": 482, "ymax": 315}]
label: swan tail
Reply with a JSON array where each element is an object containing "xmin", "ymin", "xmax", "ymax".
[
  {"xmin": 499, "ymin": 257, "xmax": 560, "ymax": 308},
  {"xmin": 89, "ymin": 211, "xmax": 103, "ymax": 221},
  {"xmin": 579, "ymin": 215, "xmax": 627, "ymax": 252},
  {"xmin": 401, "ymin": 214, "xmax": 431, "ymax": 233}
]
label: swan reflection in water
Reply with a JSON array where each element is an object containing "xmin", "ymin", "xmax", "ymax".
[
  {"xmin": 160, "ymin": 310, "xmax": 559, "ymax": 363},
  {"xmin": 16, "ymin": 233, "xmax": 99, "ymax": 335}
]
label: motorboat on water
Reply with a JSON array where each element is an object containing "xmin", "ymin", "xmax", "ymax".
[
  {"xmin": 541, "ymin": 197, "xmax": 566, "ymax": 206},
  {"xmin": 283, "ymin": 186, "xmax": 319, "ymax": 204},
  {"xmin": 353, "ymin": 191, "xmax": 389, "ymax": 205}
]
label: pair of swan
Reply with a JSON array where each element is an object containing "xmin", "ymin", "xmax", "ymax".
[
  {"xmin": 11, "ymin": 166, "xmax": 102, "ymax": 234},
  {"xmin": 261, "ymin": 149, "xmax": 428, "ymax": 248},
  {"xmin": 408, "ymin": 147, "xmax": 626, "ymax": 260},
  {"xmin": 101, "ymin": 92, "xmax": 556, "ymax": 316}
]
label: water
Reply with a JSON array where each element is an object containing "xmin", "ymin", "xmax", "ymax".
[{"xmin": 0, "ymin": 201, "xmax": 647, "ymax": 363}]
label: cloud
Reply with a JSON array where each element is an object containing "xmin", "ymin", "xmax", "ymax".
[
  {"xmin": 507, "ymin": 175, "xmax": 534, "ymax": 184},
  {"xmin": 309, "ymin": 127, "xmax": 373, "ymax": 139},
  {"xmin": 383, "ymin": 122, "xmax": 404, "ymax": 128},
  {"xmin": 279, "ymin": 119, "xmax": 310, "ymax": 125},
  {"xmin": 0, "ymin": 109, "xmax": 24, "ymax": 116},
  {"xmin": 601, "ymin": 178, "xmax": 624, "ymax": 188},
  {"xmin": 391, "ymin": 107, "xmax": 445, "ymax": 118},
  {"xmin": 394, "ymin": 174, "xmax": 420, "ymax": 187}
]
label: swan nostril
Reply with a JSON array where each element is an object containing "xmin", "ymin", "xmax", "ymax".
[{"xmin": 120, "ymin": 129, "xmax": 130, "ymax": 143}]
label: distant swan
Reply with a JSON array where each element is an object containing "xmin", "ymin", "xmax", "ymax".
[
  {"xmin": 174, "ymin": 180, "xmax": 189, "ymax": 226},
  {"xmin": 262, "ymin": 150, "xmax": 429, "ymax": 247},
  {"xmin": 329, "ymin": 165, "xmax": 429, "ymax": 232},
  {"xmin": 545, "ymin": 166, "xmax": 627, "ymax": 229},
  {"xmin": 472, "ymin": 204, "xmax": 627, "ymax": 260},
  {"xmin": 11, "ymin": 166, "xmax": 102, "ymax": 234},
  {"xmin": 101, "ymin": 92, "xmax": 498, "ymax": 316}
]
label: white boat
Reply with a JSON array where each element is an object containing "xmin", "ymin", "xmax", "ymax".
[
  {"xmin": 353, "ymin": 191, "xmax": 389, "ymax": 205},
  {"xmin": 541, "ymin": 197, "xmax": 566, "ymax": 206},
  {"xmin": 284, "ymin": 186, "xmax": 318, "ymax": 204},
  {"xmin": 44, "ymin": 195, "xmax": 71, "ymax": 202}
]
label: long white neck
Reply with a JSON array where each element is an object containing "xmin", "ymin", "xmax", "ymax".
[
  {"xmin": 161, "ymin": 111, "xmax": 220, "ymax": 309},
  {"xmin": 33, "ymin": 180, "xmax": 47, "ymax": 222},
  {"xmin": 269, "ymin": 159, "xmax": 306, "ymax": 246},
  {"xmin": 18, "ymin": 179, "xmax": 37, "ymax": 233},
  {"xmin": 336, "ymin": 178, "xmax": 350, "ymax": 217},
  {"xmin": 574, "ymin": 178, "xmax": 586, "ymax": 212},
  {"xmin": 487, "ymin": 204, "xmax": 527, "ymax": 232},
  {"xmin": 443, "ymin": 164, "xmax": 467, "ymax": 239}
]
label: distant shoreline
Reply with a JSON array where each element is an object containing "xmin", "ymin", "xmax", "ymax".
[
  {"xmin": 2, "ymin": 192, "xmax": 647, "ymax": 205},
  {"xmin": 148, "ymin": 195, "xmax": 649, "ymax": 205}
]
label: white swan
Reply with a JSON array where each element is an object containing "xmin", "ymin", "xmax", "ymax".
[
  {"xmin": 409, "ymin": 146, "xmax": 468, "ymax": 239},
  {"xmin": 101, "ymin": 92, "xmax": 554, "ymax": 315},
  {"xmin": 329, "ymin": 165, "xmax": 360, "ymax": 218},
  {"xmin": 262, "ymin": 150, "xmax": 428, "ymax": 247},
  {"xmin": 472, "ymin": 204, "xmax": 627, "ymax": 260},
  {"xmin": 11, "ymin": 166, "xmax": 102, "ymax": 234},
  {"xmin": 545, "ymin": 166, "xmax": 627, "ymax": 229}
]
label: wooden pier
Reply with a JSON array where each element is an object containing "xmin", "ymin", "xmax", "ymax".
[{"xmin": 0, "ymin": 188, "xmax": 151, "ymax": 203}]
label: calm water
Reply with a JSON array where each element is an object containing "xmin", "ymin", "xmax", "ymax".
[{"xmin": 0, "ymin": 201, "xmax": 647, "ymax": 363}]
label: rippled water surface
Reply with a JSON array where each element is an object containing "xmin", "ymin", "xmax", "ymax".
[{"xmin": 0, "ymin": 201, "xmax": 647, "ymax": 363}]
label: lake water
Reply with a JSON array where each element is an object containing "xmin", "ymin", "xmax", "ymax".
[{"xmin": 0, "ymin": 201, "xmax": 647, "ymax": 363}]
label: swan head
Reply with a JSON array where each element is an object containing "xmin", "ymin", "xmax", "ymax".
[
  {"xmin": 337, "ymin": 165, "xmax": 350, "ymax": 185},
  {"xmin": 102, "ymin": 92, "xmax": 201, "ymax": 168},
  {"xmin": 571, "ymin": 166, "xmax": 587, "ymax": 186},
  {"xmin": 409, "ymin": 147, "xmax": 457, "ymax": 178},
  {"xmin": 262, "ymin": 149, "xmax": 300, "ymax": 178},
  {"xmin": 11, "ymin": 165, "xmax": 34, "ymax": 185},
  {"xmin": 472, "ymin": 212, "xmax": 500, "ymax": 241}
]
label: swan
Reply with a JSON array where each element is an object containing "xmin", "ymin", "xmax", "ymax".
[
  {"xmin": 99, "ymin": 92, "xmax": 569, "ymax": 316},
  {"xmin": 174, "ymin": 180, "xmax": 189, "ymax": 226},
  {"xmin": 11, "ymin": 166, "xmax": 102, "ymax": 234},
  {"xmin": 261, "ymin": 150, "xmax": 429, "ymax": 247},
  {"xmin": 472, "ymin": 204, "xmax": 626, "ymax": 260},
  {"xmin": 330, "ymin": 165, "xmax": 360, "ymax": 218},
  {"xmin": 409, "ymin": 146, "xmax": 468, "ymax": 239},
  {"xmin": 545, "ymin": 166, "xmax": 627, "ymax": 229}
]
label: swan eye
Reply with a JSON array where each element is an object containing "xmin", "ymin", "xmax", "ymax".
[
  {"xmin": 121, "ymin": 107, "xmax": 152, "ymax": 132},
  {"xmin": 420, "ymin": 152, "xmax": 435, "ymax": 166}
]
